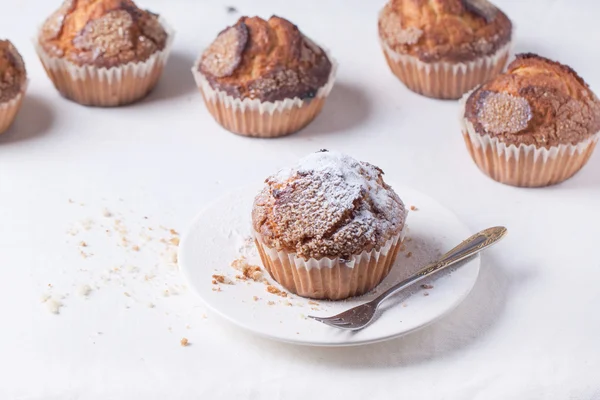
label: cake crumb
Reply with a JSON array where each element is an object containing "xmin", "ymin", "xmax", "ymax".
[
  {"xmin": 40, "ymin": 293, "xmax": 52, "ymax": 303},
  {"xmin": 253, "ymin": 296, "xmax": 260, "ymax": 301},
  {"xmin": 231, "ymin": 257, "xmax": 263, "ymax": 281},
  {"xmin": 170, "ymin": 229, "xmax": 179, "ymax": 236},
  {"xmin": 170, "ymin": 237, "xmax": 180, "ymax": 246},
  {"xmin": 123, "ymin": 292, "xmax": 131, "ymax": 297},
  {"xmin": 102, "ymin": 208, "xmax": 113, "ymax": 218},
  {"xmin": 46, "ymin": 298, "xmax": 63, "ymax": 314},
  {"xmin": 284, "ymin": 301, "xmax": 293, "ymax": 307},
  {"xmin": 421, "ymin": 284, "xmax": 434, "ymax": 289},
  {"xmin": 405, "ymin": 252, "xmax": 413, "ymax": 258},
  {"xmin": 186, "ymin": 324, "xmax": 191, "ymax": 329},
  {"xmin": 180, "ymin": 338, "xmax": 189, "ymax": 347},
  {"xmin": 77, "ymin": 284, "xmax": 92, "ymax": 297},
  {"xmin": 132, "ymin": 245, "xmax": 140, "ymax": 251},
  {"xmin": 267, "ymin": 285, "xmax": 288, "ymax": 297},
  {"xmin": 212, "ymin": 287, "xmax": 221, "ymax": 292},
  {"xmin": 267, "ymin": 301, "xmax": 276, "ymax": 306},
  {"xmin": 212, "ymin": 274, "xmax": 233, "ymax": 285},
  {"xmin": 163, "ymin": 289, "xmax": 170, "ymax": 297},
  {"xmin": 68, "ymin": 198, "xmax": 75, "ymax": 204},
  {"xmin": 424, "ymin": 292, "xmax": 430, "ymax": 296},
  {"xmin": 410, "ymin": 205, "xmax": 418, "ymax": 211},
  {"xmin": 79, "ymin": 241, "xmax": 88, "ymax": 247},
  {"xmin": 147, "ymin": 302, "xmax": 155, "ymax": 308},
  {"xmin": 226, "ymin": 6, "xmax": 237, "ymax": 13},
  {"xmin": 402, "ymin": 303, "xmax": 408, "ymax": 307},
  {"xmin": 308, "ymin": 300, "xmax": 319, "ymax": 306}
]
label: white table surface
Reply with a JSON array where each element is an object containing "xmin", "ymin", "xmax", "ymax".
[{"xmin": 1, "ymin": 0, "xmax": 599, "ymax": 398}]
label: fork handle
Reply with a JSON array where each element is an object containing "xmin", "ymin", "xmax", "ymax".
[{"xmin": 371, "ymin": 226, "xmax": 507, "ymax": 306}]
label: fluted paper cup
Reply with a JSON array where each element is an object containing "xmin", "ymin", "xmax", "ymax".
[
  {"xmin": 35, "ymin": 19, "xmax": 174, "ymax": 107},
  {"xmin": 459, "ymin": 91, "xmax": 599, "ymax": 187},
  {"xmin": 192, "ymin": 52, "xmax": 337, "ymax": 138},
  {"xmin": 254, "ymin": 227, "xmax": 405, "ymax": 300},
  {"xmin": 381, "ymin": 41, "xmax": 511, "ymax": 100},
  {"xmin": 0, "ymin": 82, "xmax": 27, "ymax": 134}
]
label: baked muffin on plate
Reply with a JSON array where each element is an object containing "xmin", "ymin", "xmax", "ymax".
[
  {"xmin": 36, "ymin": 0, "xmax": 173, "ymax": 106},
  {"xmin": 193, "ymin": 16, "xmax": 337, "ymax": 138},
  {"xmin": 0, "ymin": 40, "xmax": 26, "ymax": 134},
  {"xmin": 252, "ymin": 150, "xmax": 407, "ymax": 300},
  {"xmin": 379, "ymin": 0, "xmax": 512, "ymax": 99},
  {"xmin": 460, "ymin": 53, "xmax": 600, "ymax": 187}
]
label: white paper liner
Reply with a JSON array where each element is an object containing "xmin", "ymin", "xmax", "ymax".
[
  {"xmin": 380, "ymin": 39, "xmax": 511, "ymax": 99},
  {"xmin": 34, "ymin": 18, "xmax": 174, "ymax": 106},
  {"xmin": 459, "ymin": 89, "xmax": 600, "ymax": 186},
  {"xmin": 192, "ymin": 47, "xmax": 337, "ymax": 137},
  {"xmin": 253, "ymin": 224, "xmax": 406, "ymax": 300},
  {"xmin": 0, "ymin": 81, "xmax": 27, "ymax": 134}
]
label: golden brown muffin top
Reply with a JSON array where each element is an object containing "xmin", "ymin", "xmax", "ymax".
[
  {"xmin": 252, "ymin": 150, "xmax": 406, "ymax": 260},
  {"xmin": 464, "ymin": 54, "xmax": 600, "ymax": 147},
  {"xmin": 0, "ymin": 40, "xmax": 26, "ymax": 103},
  {"xmin": 198, "ymin": 16, "xmax": 333, "ymax": 102},
  {"xmin": 379, "ymin": 0, "xmax": 512, "ymax": 63},
  {"xmin": 39, "ymin": 0, "xmax": 168, "ymax": 68}
]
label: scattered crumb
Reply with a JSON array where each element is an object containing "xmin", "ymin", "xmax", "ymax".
[
  {"xmin": 421, "ymin": 284, "xmax": 434, "ymax": 289},
  {"xmin": 212, "ymin": 287, "xmax": 222, "ymax": 292},
  {"xmin": 308, "ymin": 300, "xmax": 320, "ymax": 306},
  {"xmin": 311, "ymin": 307, "xmax": 319, "ymax": 311},
  {"xmin": 202, "ymin": 314, "xmax": 207, "ymax": 319},
  {"xmin": 284, "ymin": 301, "xmax": 293, "ymax": 307},
  {"xmin": 47, "ymin": 283, "xmax": 53, "ymax": 288},
  {"xmin": 79, "ymin": 241, "xmax": 87, "ymax": 247},
  {"xmin": 131, "ymin": 245, "xmax": 140, "ymax": 252},
  {"xmin": 68, "ymin": 199, "xmax": 75, "ymax": 204},
  {"xmin": 405, "ymin": 252, "xmax": 413, "ymax": 258},
  {"xmin": 186, "ymin": 324, "xmax": 191, "ymax": 329},
  {"xmin": 163, "ymin": 289, "xmax": 170, "ymax": 297},
  {"xmin": 212, "ymin": 274, "xmax": 233, "ymax": 285},
  {"xmin": 40, "ymin": 293, "xmax": 51, "ymax": 303},
  {"xmin": 424, "ymin": 292, "xmax": 430, "ymax": 297},
  {"xmin": 170, "ymin": 229, "xmax": 179, "ymax": 236},
  {"xmin": 267, "ymin": 301, "xmax": 275, "ymax": 306},
  {"xmin": 80, "ymin": 218, "xmax": 94, "ymax": 231},
  {"xmin": 147, "ymin": 302, "xmax": 155, "ymax": 308},
  {"xmin": 402, "ymin": 303, "xmax": 408, "ymax": 308},
  {"xmin": 46, "ymin": 298, "xmax": 63, "ymax": 314},
  {"xmin": 102, "ymin": 208, "xmax": 112, "ymax": 218},
  {"xmin": 410, "ymin": 205, "xmax": 418, "ymax": 211},
  {"xmin": 170, "ymin": 237, "xmax": 180, "ymax": 246},
  {"xmin": 253, "ymin": 296, "xmax": 260, "ymax": 301},
  {"xmin": 226, "ymin": 5, "xmax": 237, "ymax": 13},
  {"xmin": 231, "ymin": 257, "xmax": 263, "ymax": 281},
  {"xmin": 126, "ymin": 265, "xmax": 140, "ymax": 274},
  {"xmin": 123, "ymin": 292, "xmax": 131, "ymax": 297},
  {"xmin": 266, "ymin": 285, "xmax": 288, "ymax": 297},
  {"xmin": 180, "ymin": 338, "xmax": 189, "ymax": 347},
  {"xmin": 76, "ymin": 284, "xmax": 92, "ymax": 297},
  {"xmin": 67, "ymin": 227, "xmax": 79, "ymax": 236}
]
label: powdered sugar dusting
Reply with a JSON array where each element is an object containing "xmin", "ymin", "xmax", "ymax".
[{"xmin": 253, "ymin": 151, "xmax": 406, "ymax": 259}]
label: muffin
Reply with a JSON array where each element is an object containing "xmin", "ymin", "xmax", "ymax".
[
  {"xmin": 193, "ymin": 16, "xmax": 337, "ymax": 138},
  {"xmin": 36, "ymin": 0, "xmax": 173, "ymax": 107},
  {"xmin": 460, "ymin": 53, "xmax": 600, "ymax": 187},
  {"xmin": 252, "ymin": 150, "xmax": 407, "ymax": 300},
  {"xmin": 0, "ymin": 40, "xmax": 27, "ymax": 134},
  {"xmin": 378, "ymin": 0, "xmax": 512, "ymax": 99}
]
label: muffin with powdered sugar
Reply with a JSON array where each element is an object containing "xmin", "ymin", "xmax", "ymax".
[{"xmin": 252, "ymin": 150, "xmax": 407, "ymax": 300}]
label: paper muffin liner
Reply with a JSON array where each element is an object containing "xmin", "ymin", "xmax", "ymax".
[
  {"xmin": 380, "ymin": 40, "xmax": 511, "ymax": 100},
  {"xmin": 0, "ymin": 82, "xmax": 27, "ymax": 135},
  {"xmin": 34, "ymin": 19, "xmax": 174, "ymax": 107},
  {"xmin": 192, "ymin": 51, "xmax": 337, "ymax": 138},
  {"xmin": 254, "ymin": 226, "xmax": 405, "ymax": 300},
  {"xmin": 459, "ymin": 91, "xmax": 599, "ymax": 187}
]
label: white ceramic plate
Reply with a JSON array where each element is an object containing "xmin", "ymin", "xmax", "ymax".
[{"xmin": 179, "ymin": 184, "xmax": 480, "ymax": 347}]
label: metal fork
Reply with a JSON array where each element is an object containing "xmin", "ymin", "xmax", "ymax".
[{"xmin": 308, "ymin": 226, "xmax": 507, "ymax": 331}]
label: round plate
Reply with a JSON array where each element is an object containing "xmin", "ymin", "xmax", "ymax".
[{"xmin": 179, "ymin": 184, "xmax": 480, "ymax": 347}]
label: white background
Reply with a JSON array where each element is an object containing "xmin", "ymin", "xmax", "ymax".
[{"xmin": 1, "ymin": 0, "xmax": 599, "ymax": 398}]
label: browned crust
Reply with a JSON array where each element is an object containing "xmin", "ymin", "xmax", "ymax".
[
  {"xmin": 38, "ymin": 0, "xmax": 168, "ymax": 68},
  {"xmin": 251, "ymin": 153, "xmax": 406, "ymax": 260},
  {"xmin": 379, "ymin": 0, "xmax": 512, "ymax": 63},
  {"xmin": 464, "ymin": 53, "xmax": 600, "ymax": 148},
  {"xmin": 199, "ymin": 16, "xmax": 332, "ymax": 102},
  {"xmin": 0, "ymin": 40, "xmax": 26, "ymax": 103}
]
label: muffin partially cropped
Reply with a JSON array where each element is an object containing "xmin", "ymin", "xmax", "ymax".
[
  {"xmin": 379, "ymin": 0, "xmax": 512, "ymax": 99},
  {"xmin": 252, "ymin": 150, "xmax": 407, "ymax": 300},
  {"xmin": 36, "ymin": 0, "xmax": 173, "ymax": 106},
  {"xmin": 0, "ymin": 40, "xmax": 26, "ymax": 134},
  {"xmin": 460, "ymin": 53, "xmax": 600, "ymax": 187},
  {"xmin": 193, "ymin": 16, "xmax": 336, "ymax": 138}
]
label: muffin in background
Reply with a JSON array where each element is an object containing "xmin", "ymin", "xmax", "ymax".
[
  {"xmin": 0, "ymin": 40, "xmax": 26, "ymax": 134},
  {"xmin": 193, "ymin": 16, "xmax": 337, "ymax": 138},
  {"xmin": 252, "ymin": 150, "xmax": 407, "ymax": 300},
  {"xmin": 36, "ymin": 0, "xmax": 173, "ymax": 107},
  {"xmin": 379, "ymin": 0, "xmax": 512, "ymax": 99},
  {"xmin": 460, "ymin": 53, "xmax": 600, "ymax": 187}
]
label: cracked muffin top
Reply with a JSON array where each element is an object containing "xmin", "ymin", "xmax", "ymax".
[
  {"xmin": 0, "ymin": 40, "xmax": 26, "ymax": 103},
  {"xmin": 464, "ymin": 53, "xmax": 600, "ymax": 148},
  {"xmin": 38, "ymin": 0, "xmax": 168, "ymax": 68},
  {"xmin": 379, "ymin": 0, "xmax": 512, "ymax": 63},
  {"xmin": 252, "ymin": 150, "xmax": 406, "ymax": 260},
  {"xmin": 198, "ymin": 16, "xmax": 333, "ymax": 102}
]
